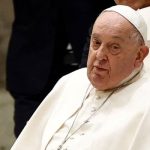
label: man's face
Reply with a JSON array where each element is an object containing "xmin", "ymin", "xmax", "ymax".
[{"xmin": 87, "ymin": 12, "xmax": 141, "ymax": 90}]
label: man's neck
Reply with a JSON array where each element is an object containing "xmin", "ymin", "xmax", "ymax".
[{"xmin": 119, "ymin": 64, "xmax": 143, "ymax": 87}]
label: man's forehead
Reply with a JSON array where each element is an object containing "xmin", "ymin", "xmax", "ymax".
[
  {"xmin": 101, "ymin": 5, "xmax": 147, "ymax": 43},
  {"xmin": 94, "ymin": 11, "xmax": 131, "ymax": 31},
  {"xmin": 91, "ymin": 32, "xmax": 125, "ymax": 42},
  {"xmin": 97, "ymin": 11, "xmax": 127, "ymax": 23}
]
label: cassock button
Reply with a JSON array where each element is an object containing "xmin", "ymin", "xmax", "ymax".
[
  {"xmin": 80, "ymin": 133, "xmax": 85, "ymax": 136},
  {"xmin": 96, "ymin": 95, "xmax": 101, "ymax": 100},
  {"xmin": 91, "ymin": 107, "xmax": 96, "ymax": 112}
]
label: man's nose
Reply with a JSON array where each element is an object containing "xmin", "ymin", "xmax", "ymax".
[{"xmin": 96, "ymin": 45, "xmax": 108, "ymax": 61}]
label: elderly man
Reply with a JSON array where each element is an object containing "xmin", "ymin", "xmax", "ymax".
[{"xmin": 11, "ymin": 5, "xmax": 150, "ymax": 150}]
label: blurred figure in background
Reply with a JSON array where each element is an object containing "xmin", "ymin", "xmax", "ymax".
[
  {"xmin": 114, "ymin": 0, "xmax": 150, "ymax": 9},
  {"xmin": 6, "ymin": 0, "xmax": 115, "ymax": 137}
]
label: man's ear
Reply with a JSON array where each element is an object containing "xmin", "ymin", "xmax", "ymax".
[{"xmin": 134, "ymin": 46, "xmax": 149, "ymax": 68}]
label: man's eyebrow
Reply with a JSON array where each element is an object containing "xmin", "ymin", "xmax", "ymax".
[
  {"xmin": 91, "ymin": 33, "xmax": 125, "ymax": 42},
  {"xmin": 91, "ymin": 33, "xmax": 99, "ymax": 37},
  {"xmin": 112, "ymin": 36, "xmax": 125, "ymax": 42}
]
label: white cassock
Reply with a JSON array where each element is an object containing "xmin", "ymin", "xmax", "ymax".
[{"xmin": 11, "ymin": 67, "xmax": 150, "ymax": 150}]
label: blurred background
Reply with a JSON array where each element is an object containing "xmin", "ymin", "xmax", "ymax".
[{"xmin": 0, "ymin": 0, "xmax": 16, "ymax": 149}]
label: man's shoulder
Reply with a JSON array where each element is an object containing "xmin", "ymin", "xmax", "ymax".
[
  {"xmin": 67, "ymin": 67, "xmax": 87, "ymax": 76},
  {"xmin": 53, "ymin": 68, "xmax": 89, "ymax": 90},
  {"xmin": 60, "ymin": 68, "xmax": 88, "ymax": 82}
]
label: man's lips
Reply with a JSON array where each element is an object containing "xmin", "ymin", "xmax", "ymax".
[
  {"xmin": 93, "ymin": 66, "xmax": 108, "ymax": 75},
  {"xmin": 93, "ymin": 65, "xmax": 108, "ymax": 71}
]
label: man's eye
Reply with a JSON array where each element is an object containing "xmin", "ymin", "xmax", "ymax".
[
  {"xmin": 92, "ymin": 38, "xmax": 100, "ymax": 50},
  {"xmin": 112, "ymin": 45, "xmax": 119, "ymax": 49},
  {"xmin": 109, "ymin": 44, "xmax": 121, "ymax": 55}
]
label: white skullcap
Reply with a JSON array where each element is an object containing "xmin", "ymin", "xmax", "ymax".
[
  {"xmin": 137, "ymin": 7, "xmax": 150, "ymax": 47},
  {"xmin": 103, "ymin": 5, "xmax": 148, "ymax": 46}
]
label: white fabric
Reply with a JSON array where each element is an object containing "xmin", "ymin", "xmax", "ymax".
[
  {"xmin": 46, "ymin": 89, "xmax": 112, "ymax": 150},
  {"xmin": 11, "ymin": 68, "xmax": 150, "ymax": 150},
  {"xmin": 104, "ymin": 5, "xmax": 147, "ymax": 45},
  {"xmin": 138, "ymin": 6, "xmax": 150, "ymax": 47},
  {"xmin": 138, "ymin": 6, "xmax": 150, "ymax": 75}
]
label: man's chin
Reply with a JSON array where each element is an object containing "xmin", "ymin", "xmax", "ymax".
[
  {"xmin": 91, "ymin": 72, "xmax": 105, "ymax": 81},
  {"xmin": 90, "ymin": 74, "xmax": 107, "ymax": 89}
]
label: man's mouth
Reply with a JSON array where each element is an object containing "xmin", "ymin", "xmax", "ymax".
[{"xmin": 93, "ymin": 66, "xmax": 108, "ymax": 75}]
